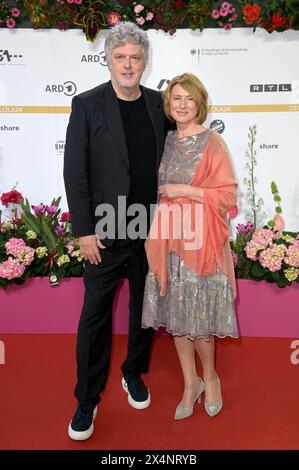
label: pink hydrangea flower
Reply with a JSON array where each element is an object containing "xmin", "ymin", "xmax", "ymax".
[
  {"xmin": 224, "ymin": 23, "xmax": 233, "ymax": 30},
  {"xmin": 271, "ymin": 244, "xmax": 287, "ymax": 257},
  {"xmin": 17, "ymin": 247, "xmax": 35, "ymax": 266},
  {"xmin": 136, "ymin": 17, "xmax": 145, "ymax": 25},
  {"xmin": 134, "ymin": 4, "xmax": 145, "ymax": 14},
  {"xmin": 259, "ymin": 248, "xmax": 283, "ymax": 272},
  {"xmin": 0, "ymin": 257, "xmax": 25, "ymax": 280},
  {"xmin": 245, "ymin": 240, "xmax": 260, "ymax": 261},
  {"xmin": 222, "ymin": 2, "xmax": 231, "ymax": 9},
  {"xmin": 5, "ymin": 238, "xmax": 26, "ymax": 257},
  {"xmin": 252, "ymin": 229, "xmax": 273, "ymax": 248},
  {"xmin": 285, "ymin": 245, "xmax": 299, "ymax": 267}
]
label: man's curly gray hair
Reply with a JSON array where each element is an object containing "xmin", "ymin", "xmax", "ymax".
[{"xmin": 104, "ymin": 22, "xmax": 150, "ymax": 65}]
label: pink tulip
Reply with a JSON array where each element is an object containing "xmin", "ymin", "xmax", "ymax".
[
  {"xmin": 229, "ymin": 205, "xmax": 238, "ymax": 219},
  {"xmin": 273, "ymin": 214, "xmax": 285, "ymax": 232}
]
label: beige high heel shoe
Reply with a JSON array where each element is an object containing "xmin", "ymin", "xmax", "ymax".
[
  {"xmin": 174, "ymin": 377, "xmax": 205, "ymax": 420},
  {"xmin": 204, "ymin": 377, "xmax": 223, "ymax": 417}
]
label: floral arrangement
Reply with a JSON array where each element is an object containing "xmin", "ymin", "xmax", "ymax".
[
  {"xmin": 0, "ymin": 187, "xmax": 84, "ymax": 287},
  {"xmin": 231, "ymin": 214, "xmax": 299, "ymax": 288},
  {"xmin": 241, "ymin": 0, "xmax": 299, "ymax": 33},
  {"xmin": 211, "ymin": 1, "xmax": 238, "ymax": 30},
  {"xmin": 229, "ymin": 124, "xmax": 299, "ymax": 288},
  {"xmin": 0, "ymin": 0, "xmax": 21, "ymax": 28},
  {"xmin": 0, "ymin": 183, "xmax": 298, "ymax": 288},
  {"xmin": 1, "ymin": 1, "xmax": 298, "ymax": 41}
]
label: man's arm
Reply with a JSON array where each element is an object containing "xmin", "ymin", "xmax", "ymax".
[{"xmin": 63, "ymin": 96, "xmax": 94, "ymax": 238}]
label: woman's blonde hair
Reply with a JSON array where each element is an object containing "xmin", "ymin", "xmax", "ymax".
[{"xmin": 163, "ymin": 73, "xmax": 208, "ymax": 125}]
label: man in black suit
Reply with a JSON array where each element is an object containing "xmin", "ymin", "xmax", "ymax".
[{"xmin": 64, "ymin": 22, "xmax": 168, "ymax": 440}]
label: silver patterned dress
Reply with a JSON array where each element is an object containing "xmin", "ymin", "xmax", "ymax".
[{"xmin": 142, "ymin": 129, "xmax": 239, "ymax": 341}]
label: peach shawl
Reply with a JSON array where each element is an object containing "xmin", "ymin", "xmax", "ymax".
[{"xmin": 145, "ymin": 131, "xmax": 238, "ymax": 299}]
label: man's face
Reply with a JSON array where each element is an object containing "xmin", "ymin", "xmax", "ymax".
[{"xmin": 108, "ymin": 43, "xmax": 146, "ymax": 93}]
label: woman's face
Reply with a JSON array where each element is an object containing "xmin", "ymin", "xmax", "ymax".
[{"xmin": 169, "ymin": 84, "xmax": 199, "ymax": 126}]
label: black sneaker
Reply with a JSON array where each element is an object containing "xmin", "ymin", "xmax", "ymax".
[
  {"xmin": 68, "ymin": 403, "xmax": 97, "ymax": 441},
  {"xmin": 122, "ymin": 376, "xmax": 151, "ymax": 410}
]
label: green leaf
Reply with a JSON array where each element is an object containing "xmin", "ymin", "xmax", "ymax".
[
  {"xmin": 41, "ymin": 218, "xmax": 56, "ymax": 251},
  {"xmin": 251, "ymin": 262, "xmax": 264, "ymax": 278},
  {"xmin": 271, "ymin": 181, "xmax": 278, "ymax": 194},
  {"xmin": 21, "ymin": 213, "xmax": 41, "ymax": 235}
]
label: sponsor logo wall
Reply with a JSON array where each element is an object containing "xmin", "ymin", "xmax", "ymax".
[{"xmin": 0, "ymin": 28, "xmax": 298, "ymax": 231}]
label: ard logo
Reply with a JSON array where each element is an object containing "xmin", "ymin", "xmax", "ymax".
[
  {"xmin": 81, "ymin": 51, "xmax": 107, "ymax": 66},
  {"xmin": 45, "ymin": 81, "xmax": 77, "ymax": 96}
]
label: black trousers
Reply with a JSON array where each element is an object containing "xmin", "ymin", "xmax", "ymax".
[{"xmin": 74, "ymin": 239, "xmax": 154, "ymax": 405}]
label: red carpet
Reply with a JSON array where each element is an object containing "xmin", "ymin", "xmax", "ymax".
[{"xmin": 0, "ymin": 334, "xmax": 298, "ymax": 450}]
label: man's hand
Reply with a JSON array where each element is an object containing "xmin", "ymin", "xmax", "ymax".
[{"xmin": 78, "ymin": 235, "xmax": 106, "ymax": 265}]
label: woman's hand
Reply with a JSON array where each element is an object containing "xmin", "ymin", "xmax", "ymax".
[
  {"xmin": 158, "ymin": 184, "xmax": 204, "ymax": 203},
  {"xmin": 158, "ymin": 184, "xmax": 190, "ymax": 200}
]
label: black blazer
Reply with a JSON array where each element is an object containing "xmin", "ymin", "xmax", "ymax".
[{"xmin": 63, "ymin": 81, "xmax": 169, "ymax": 239}]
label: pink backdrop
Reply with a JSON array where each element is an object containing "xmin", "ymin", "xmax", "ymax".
[{"xmin": 0, "ymin": 278, "xmax": 298, "ymax": 337}]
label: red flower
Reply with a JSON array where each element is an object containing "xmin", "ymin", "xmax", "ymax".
[
  {"xmin": 60, "ymin": 211, "xmax": 71, "ymax": 222},
  {"xmin": 1, "ymin": 190, "xmax": 24, "ymax": 207},
  {"xmin": 243, "ymin": 4, "xmax": 261, "ymax": 25},
  {"xmin": 12, "ymin": 217, "xmax": 23, "ymax": 225},
  {"xmin": 175, "ymin": 0, "xmax": 184, "ymax": 7},
  {"xmin": 272, "ymin": 13, "xmax": 288, "ymax": 28}
]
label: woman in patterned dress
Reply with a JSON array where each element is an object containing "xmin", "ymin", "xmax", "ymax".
[{"xmin": 142, "ymin": 73, "xmax": 239, "ymax": 420}]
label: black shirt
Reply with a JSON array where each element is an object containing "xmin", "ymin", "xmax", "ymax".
[{"xmin": 118, "ymin": 93, "xmax": 157, "ymax": 230}]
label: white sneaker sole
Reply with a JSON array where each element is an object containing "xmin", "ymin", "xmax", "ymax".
[
  {"xmin": 122, "ymin": 377, "xmax": 151, "ymax": 410},
  {"xmin": 68, "ymin": 406, "xmax": 97, "ymax": 441}
]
